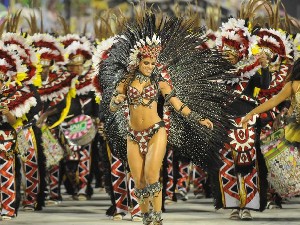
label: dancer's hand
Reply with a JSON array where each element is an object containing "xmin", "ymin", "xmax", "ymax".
[
  {"xmin": 36, "ymin": 113, "xmax": 47, "ymax": 128},
  {"xmin": 257, "ymin": 51, "xmax": 269, "ymax": 68},
  {"xmin": 273, "ymin": 108, "xmax": 288, "ymax": 130},
  {"xmin": 241, "ymin": 113, "xmax": 252, "ymax": 129},
  {"xmin": 200, "ymin": 118, "xmax": 213, "ymax": 130},
  {"xmin": 114, "ymin": 94, "xmax": 126, "ymax": 104}
]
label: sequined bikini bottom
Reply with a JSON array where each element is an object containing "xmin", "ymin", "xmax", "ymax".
[{"xmin": 128, "ymin": 121, "xmax": 165, "ymax": 154}]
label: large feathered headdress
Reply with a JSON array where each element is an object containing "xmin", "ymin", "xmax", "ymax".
[
  {"xmin": 2, "ymin": 32, "xmax": 37, "ymax": 65},
  {"xmin": 0, "ymin": 40, "xmax": 28, "ymax": 83},
  {"xmin": 216, "ymin": 18, "xmax": 261, "ymax": 83},
  {"xmin": 216, "ymin": 18, "xmax": 257, "ymax": 60},
  {"xmin": 29, "ymin": 33, "xmax": 65, "ymax": 66},
  {"xmin": 256, "ymin": 28, "xmax": 293, "ymax": 61},
  {"xmin": 129, "ymin": 34, "xmax": 162, "ymax": 67},
  {"xmin": 59, "ymin": 34, "xmax": 94, "ymax": 65}
]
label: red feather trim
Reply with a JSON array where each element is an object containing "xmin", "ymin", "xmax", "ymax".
[
  {"xmin": 38, "ymin": 71, "xmax": 76, "ymax": 97},
  {"xmin": 1, "ymin": 88, "xmax": 35, "ymax": 110},
  {"xmin": 257, "ymin": 31, "xmax": 286, "ymax": 56}
]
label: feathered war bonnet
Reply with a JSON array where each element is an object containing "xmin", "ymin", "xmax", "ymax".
[
  {"xmin": 2, "ymin": 33, "xmax": 37, "ymax": 66},
  {"xmin": 216, "ymin": 18, "xmax": 257, "ymax": 60},
  {"xmin": 0, "ymin": 40, "xmax": 28, "ymax": 85},
  {"xmin": 215, "ymin": 18, "xmax": 261, "ymax": 82},
  {"xmin": 2, "ymin": 32, "xmax": 41, "ymax": 85},
  {"xmin": 254, "ymin": 28, "xmax": 293, "ymax": 65},
  {"xmin": 116, "ymin": 13, "xmax": 163, "ymax": 73},
  {"xmin": 29, "ymin": 33, "xmax": 66, "ymax": 68},
  {"xmin": 59, "ymin": 34, "xmax": 94, "ymax": 66},
  {"xmin": 0, "ymin": 40, "xmax": 38, "ymax": 119}
]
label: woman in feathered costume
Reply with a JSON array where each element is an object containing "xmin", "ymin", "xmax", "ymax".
[{"xmin": 98, "ymin": 12, "xmax": 234, "ymax": 224}]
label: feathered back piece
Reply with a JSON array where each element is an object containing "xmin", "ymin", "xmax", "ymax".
[{"xmin": 99, "ymin": 12, "xmax": 235, "ymax": 169}]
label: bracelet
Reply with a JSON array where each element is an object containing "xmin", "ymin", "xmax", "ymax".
[
  {"xmin": 110, "ymin": 99, "xmax": 121, "ymax": 109},
  {"xmin": 164, "ymin": 88, "xmax": 176, "ymax": 102},
  {"xmin": 178, "ymin": 103, "xmax": 187, "ymax": 114},
  {"xmin": 187, "ymin": 111, "xmax": 205, "ymax": 124}
]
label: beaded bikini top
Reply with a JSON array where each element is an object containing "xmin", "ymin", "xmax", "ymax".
[{"xmin": 127, "ymin": 72, "xmax": 159, "ymax": 108}]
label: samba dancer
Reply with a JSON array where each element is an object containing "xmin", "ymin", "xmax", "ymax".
[
  {"xmin": 215, "ymin": 18, "xmax": 271, "ymax": 220},
  {"xmin": 241, "ymin": 58, "xmax": 300, "ymax": 197},
  {"xmin": 43, "ymin": 34, "xmax": 99, "ymax": 200},
  {"xmin": 94, "ymin": 36, "xmax": 143, "ymax": 221},
  {"xmin": 99, "ymin": 13, "xmax": 234, "ymax": 224},
  {"xmin": 0, "ymin": 41, "xmax": 37, "ymax": 220},
  {"xmin": 31, "ymin": 33, "xmax": 71, "ymax": 204}
]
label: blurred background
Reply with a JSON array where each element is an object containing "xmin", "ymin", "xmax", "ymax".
[{"xmin": 0, "ymin": 0, "xmax": 299, "ymax": 36}]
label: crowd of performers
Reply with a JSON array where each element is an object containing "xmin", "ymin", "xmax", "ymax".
[{"xmin": 1, "ymin": 1, "xmax": 300, "ymax": 224}]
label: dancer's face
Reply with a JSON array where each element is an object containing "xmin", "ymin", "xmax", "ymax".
[
  {"xmin": 224, "ymin": 50, "xmax": 239, "ymax": 65},
  {"xmin": 67, "ymin": 64, "xmax": 84, "ymax": 75},
  {"xmin": 138, "ymin": 57, "xmax": 156, "ymax": 76},
  {"xmin": 41, "ymin": 66, "xmax": 50, "ymax": 82}
]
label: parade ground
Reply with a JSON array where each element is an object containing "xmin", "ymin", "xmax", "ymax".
[{"xmin": 11, "ymin": 189, "xmax": 300, "ymax": 225}]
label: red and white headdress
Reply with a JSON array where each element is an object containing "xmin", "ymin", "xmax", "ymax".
[
  {"xmin": 59, "ymin": 34, "xmax": 94, "ymax": 65},
  {"xmin": 216, "ymin": 18, "xmax": 257, "ymax": 60},
  {"xmin": 92, "ymin": 36, "xmax": 119, "ymax": 68},
  {"xmin": 2, "ymin": 32, "xmax": 37, "ymax": 65},
  {"xmin": 255, "ymin": 28, "xmax": 293, "ymax": 63},
  {"xmin": 0, "ymin": 41, "xmax": 28, "ymax": 83},
  {"xmin": 129, "ymin": 34, "xmax": 162, "ymax": 67},
  {"xmin": 216, "ymin": 18, "xmax": 260, "ymax": 83},
  {"xmin": 198, "ymin": 29, "xmax": 218, "ymax": 50},
  {"xmin": 29, "ymin": 33, "xmax": 65, "ymax": 66},
  {"xmin": 59, "ymin": 34, "xmax": 88, "ymax": 46}
]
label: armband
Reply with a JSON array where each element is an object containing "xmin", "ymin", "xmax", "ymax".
[
  {"xmin": 164, "ymin": 89, "xmax": 176, "ymax": 102},
  {"xmin": 178, "ymin": 103, "xmax": 187, "ymax": 114},
  {"xmin": 187, "ymin": 111, "xmax": 205, "ymax": 124},
  {"xmin": 110, "ymin": 99, "xmax": 121, "ymax": 110}
]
